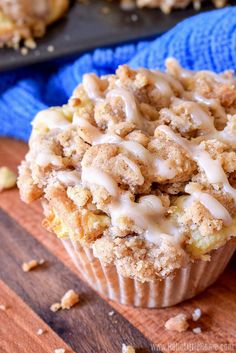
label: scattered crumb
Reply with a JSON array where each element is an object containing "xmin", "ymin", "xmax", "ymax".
[
  {"xmin": 36, "ymin": 328, "xmax": 44, "ymax": 335},
  {"xmin": 50, "ymin": 302, "xmax": 61, "ymax": 312},
  {"xmin": 50, "ymin": 289, "xmax": 79, "ymax": 312},
  {"xmin": 22, "ymin": 259, "xmax": 45, "ymax": 272},
  {"xmin": 108, "ymin": 310, "xmax": 115, "ymax": 316},
  {"xmin": 165, "ymin": 313, "xmax": 189, "ymax": 332},
  {"xmin": 192, "ymin": 308, "xmax": 202, "ymax": 321},
  {"xmin": 192, "ymin": 327, "xmax": 202, "ymax": 334},
  {"xmin": 24, "ymin": 38, "xmax": 36, "ymax": 49},
  {"xmin": 61, "ymin": 289, "xmax": 79, "ymax": 310},
  {"xmin": 0, "ymin": 304, "xmax": 6, "ymax": 311},
  {"xmin": 0, "ymin": 167, "xmax": 17, "ymax": 192},
  {"xmin": 122, "ymin": 344, "xmax": 136, "ymax": 353},
  {"xmin": 20, "ymin": 47, "xmax": 28, "ymax": 56},
  {"xmin": 47, "ymin": 45, "xmax": 55, "ymax": 53},
  {"xmin": 54, "ymin": 349, "xmax": 66, "ymax": 353}
]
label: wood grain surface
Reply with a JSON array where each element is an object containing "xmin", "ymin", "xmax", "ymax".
[
  {"xmin": 0, "ymin": 207, "xmax": 160, "ymax": 353},
  {"xmin": 0, "ymin": 281, "xmax": 74, "ymax": 353},
  {"xmin": 0, "ymin": 137, "xmax": 236, "ymax": 353}
]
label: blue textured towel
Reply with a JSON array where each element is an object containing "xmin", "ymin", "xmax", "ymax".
[{"xmin": 1, "ymin": 7, "xmax": 236, "ymax": 141}]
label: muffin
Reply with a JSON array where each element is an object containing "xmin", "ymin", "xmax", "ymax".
[
  {"xmin": 18, "ymin": 58, "xmax": 236, "ymax": 307},
  {"xmin": 0, "ymin": 0, "xmax": 69, "ymax": 48},
  {"xmin": 121, "ymin": 0, "xmax": 227, "ymax": 13}
]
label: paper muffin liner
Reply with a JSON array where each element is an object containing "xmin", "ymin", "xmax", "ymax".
[{"xmin": 61, "ymin": 238, "xmax": 235, "ymax": 308}]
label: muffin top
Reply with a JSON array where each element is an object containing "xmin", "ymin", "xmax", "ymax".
[{"xmin": 18, "ymin": 58, "xmax": 236, "ymax": 282}]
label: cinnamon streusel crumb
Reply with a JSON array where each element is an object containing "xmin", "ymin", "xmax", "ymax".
[
  {"xmin": 192, "ymin": 308, "xmax": 202, "ymax": 321},
  {"xmin": 22, "ymin": 259, "xmax": 45, "ymax": 272},
  {"xmin": 50, "ymin": 302, "xmax": 61, "ymax": 312},
  {"xmin": 192, "ymin": 327, "xmax": 202, "ymax": 334},
  {"xmin": 36, "ymin": 328, "xmax": 45, "ymax": 335},
  {"xmin": 50, "ymin": 290, "xmax": 79, "ymax": 312},
  {"xmin": 61, "ymin": 289, "xmax": 79, "ymax": 309},
  {"xmin": 122, "ymin": 344, "xmax": 136, "ymax": 353},
  {"xmin": 165, "ymin": 313, "xmax": 189, "ymax": 332},
  {"xmin": 0, "ymin": 167, "xmax": 16, "ymax": 191}
]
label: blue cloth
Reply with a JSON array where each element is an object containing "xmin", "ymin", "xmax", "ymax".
[{"xmin": 1, "ymin": 7, "xmax": 236, "ymax": 141}]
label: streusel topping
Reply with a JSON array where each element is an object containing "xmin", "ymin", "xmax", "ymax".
[{"xmin": 18, "ymin": 58, "xmax": 236, "ymax": 282}]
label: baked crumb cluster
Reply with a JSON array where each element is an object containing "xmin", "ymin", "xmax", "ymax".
[
  {"xmin": 50, "ymin": 289, "xmax": 79, "ymax": 312},
  {"xmin": 121, "ymin": 0, "xmax": 227, "ymax": 13},
  {"xmin": 0, "ymin": 0, "xmax": 68, "ymax": 48},
  {"xmin": 18, "ymin": 58, "xmax": 236, "ymax": 282}
]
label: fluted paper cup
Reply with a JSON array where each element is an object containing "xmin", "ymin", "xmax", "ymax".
[{"xmin": 61, "ymin": 238, "xmax": 235, "ymax": 308}]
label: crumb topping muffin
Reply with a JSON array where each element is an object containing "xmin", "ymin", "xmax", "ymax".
[
  {"xmin": 0, "ymin": 0, "xmax": 68, "ymax": 48},
  {"xmin": 121, "ymin": 0, "xmax": 227, "ymax": 13},
  {"xmin": 18, "ymin": 58, "xmax": 236, "ymax": 283}
]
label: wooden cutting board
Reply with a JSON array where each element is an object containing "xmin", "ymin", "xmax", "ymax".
[{"xmin": 0, "ymin": 137, "xmax": 235, "ymax": 353}]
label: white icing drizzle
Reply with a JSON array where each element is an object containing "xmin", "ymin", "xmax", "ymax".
[
  {"xmin": 56, "ymin": 171, "xmax": 81, "ymax": 186},
  {"xmin": 165, "ymin": 58, "xmax": 193, "ymax": 79},
  {"xmin": 151, "ymin": 70, "xmax": 184, "ymax": 95},
  {"xmin": 35, "ymin": 152, "xmax": 62, "ymax": 167},
  {"xmin": 82, "ymin": 167, "xmax": 119, "ymax": 197},
  {"xmin": 83, "ymin": 74, "xmax": 103, "ymax": 100},
  {"xmin": 190, "ymin": 92, "xmax": 227, "ymax": 122},
  {"xmin": 121, "ymin": 155, "xmax": 144, "ymax": 185},
  {"xmin": 172, "ymin": 97, "xmax": 215, "ymax": 132},
  {"xmin": 74, "ymin": 116, "xmax": 176, "ymax": 180},
  {"xmin": 158, "ymin": 125, "xmax": 236, "ymax": 204},
  {"xmin": 32, "ymin": 110, "xmax": 70, "ymax": 131},
  {"xmin": 192, "ymin": 191, "xmax": 232, "ymax": 226},
  {"xmin": 170, "ymin": 98, "xmax": 236, "ymax": 147},
  {"xmin": 119, "ymin": 140, "xmax": 152, "ymax": 163},
  {"xmin": 107, "ymin": 88, "xmax": 143, "ymax": 127},
  {"xmin": 166, "ymin": 58, "xmax": 236, "ymax": 85},
  {"xmin": 154, "ymin": 159, "xmax": 177, "ymax": 179},
  {"xmin": 82, "ymin": 167, "xmax": 173, "ymax": 244},
  {"xmin": 73, "ymin": 115, "xmax": 104, "ymax": 143}
]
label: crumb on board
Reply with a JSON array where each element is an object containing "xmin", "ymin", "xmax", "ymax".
[
  {"xmin": 61, "ymin": 289, "xmax": 79, "ymax": 309},
  {"xmin": 54, "ymin": 349, "xmax": 66, "ymax": 353},
  {"xmin": 165, "ymin": 313, "xmax": 189, "ymax": 332},
  {"xmin": 22, "ymin": 259, "xmax": 45, "ymax": 272},
  {"xmin": 47, "ymin": 45, "xmax": 55, "ymax": 53},
  {"xmin": 24, "ymin": 38, "xmax": 36, "ymax": 50},
  {"xmin": 0, "ymin": 167, "xmax": 17, "ymax": 192},
  {"xmin": 192, "ymin": 308, "xmax": 202, "ymax": 321},
  {"xmin": 0, "ymin": 304, "xmax": 6, "ymax": 311},
  {"xmin": 36, "ymin": 328, "xmax": 45, "ymax": 335},
  {"xmin": 50, "ymin": 302, "xmax": 61, "ymax": 312},
  {"xmin": 192, "ymin": 327, "xmax": 202, "ymax": 334},
  {"xmin": 20, "ymin": 47, "xmax": 28, "ymax": 56},
  {"xmin": 108, "ymin": 310, "xmax": 115, "ymax": 316},
  {"xmin": 122, "ymin": 344, "xmax": 136, "ymax": 353},
  {"xmin": 50, "ymin": 290, "xmax": 79, "ymax": 312}
]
